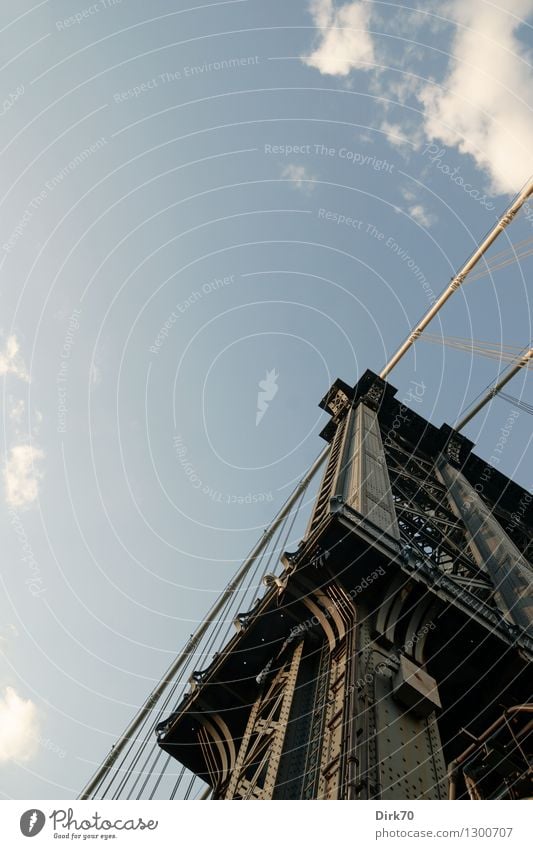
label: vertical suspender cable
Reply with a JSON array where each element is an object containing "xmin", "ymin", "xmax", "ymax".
[
  {"xmin": 110, "ymin": 478, "xmax": 308, "ymax": 800},
  {"xmin": 79, "ymin": 444, "xmax": 329, "ymax": 799}
]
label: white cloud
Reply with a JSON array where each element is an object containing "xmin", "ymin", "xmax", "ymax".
[
  {"xmin": 281, "ymin": 163, "xmax": 316, "ymax": 193},
  {"xmin": 408, "ymin": 203, "xmax": 437, "ymax": 227},
  {"xmin": 0, "ymin": 335, "xmax": 29, "ymax": 382},
  {"xmin": 0, "ymin": 623, "xmax": 19, "ymax": 650},
  {"xmin": 8, "ymin": 397, "xmax": 25, "ymax": 424},
  {"xmin": 303, "ymin": 0, "xmax": 375, "ymax": 76},
  {"xmin": 34, "ymin": 410, "xmax": 43, "ymax": 435},
  {"xmin": 418, "ymin": 0, "xmax": 533, "ymax": 195},
  {"xmin": 303, "ymin": 0, "xmax": 533, "ymax": 196},
  {"xmin": 399, "ymin": 187, "xmax": 437, "ymax": 227},
  {"xmin": 380, "ymin": 120, "xmax": 414, "ymax": 149},
  {"xmin": 4, "ymin": 444, "xmax": 45, "ymax": 509},
  {"xmin": 358, "ymin": 130, "xmax": 374, "ymax": 144},
  {"xmin": 7, "ymin": 400, "xmax": 43, "ymax": 440},
  {"xmin": 0, "ymin": 686, "xmax": 39, "ymax": 763}
]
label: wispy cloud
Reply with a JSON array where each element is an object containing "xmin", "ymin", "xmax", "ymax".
[
  {"xmin": 8, "ymin": 397, "xmax": 25, "ymax": 424},
  {"xmin": 408, "ymin": 203, "xmax": 436, "ymax": 228},
  {"xmin": 7, "ymin": 399, "xmax": 43, "ymax": 442},
  {"xmin": 4, "ymin": 444, "xmax": 45, "ymax": 509},
  {"xmin": 0, "ymin": 623, "xmax": 19, "ymax": 650},
  {"xmin": 303, "ymin": 0, "xmax": 375, "ymax": 76},
  {"xmin": 400, "ymin": 187, "xmax": 437, "ymax": 228},
  {"xmin": 379, "ymin": 119, "xmax": 423, "ymax": 153},
  {"xmin": 0, "ymin": 335, "xmax": 29, "ymax": 382},
  {"xmin": 0, "ymin": 686, "xmax": 39, "ymax": 763},
  {"xmin": 281, "ymin": 163, "xmax": 317, "ymax": 193}
]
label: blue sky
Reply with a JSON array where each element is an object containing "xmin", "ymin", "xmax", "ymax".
[{"xmin": 0, "ymin": 0, "xmax": 532, "ymax": 798}]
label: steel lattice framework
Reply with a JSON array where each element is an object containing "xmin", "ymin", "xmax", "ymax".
[{"xmin": 154, "ymin": 371, "xmax": 533, "ymax": 800}]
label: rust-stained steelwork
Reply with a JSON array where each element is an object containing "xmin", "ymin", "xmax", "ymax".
[
  {"xmin": 448, "ymin": 706, "xmax": 533, "ymax": 800},
  {"xmin": 156, "ymin": 369, "xmax": 533, "ymax": 799}
]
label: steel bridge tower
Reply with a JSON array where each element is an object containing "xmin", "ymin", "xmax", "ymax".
[{"xmin": 155, "ymin": 369, "xmax": 533, "ymax": 800}]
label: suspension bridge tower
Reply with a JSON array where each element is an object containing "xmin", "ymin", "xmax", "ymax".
[
  {"xmin": 80, "ymin": 179, "xmax": 533, "ymax": 803},
  {"xmin": 155, "ymin": 369, "xmax": 533, "ymax": 800}
]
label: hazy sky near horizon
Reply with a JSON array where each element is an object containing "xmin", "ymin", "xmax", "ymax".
[{"xmin": 0, "ymin": 0, "xmax": 532, "ymax": 798}]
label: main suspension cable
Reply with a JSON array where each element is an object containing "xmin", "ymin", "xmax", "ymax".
[{"xmin": 380, "ymin": 176, "xmax": 533, "ymax": 379}]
